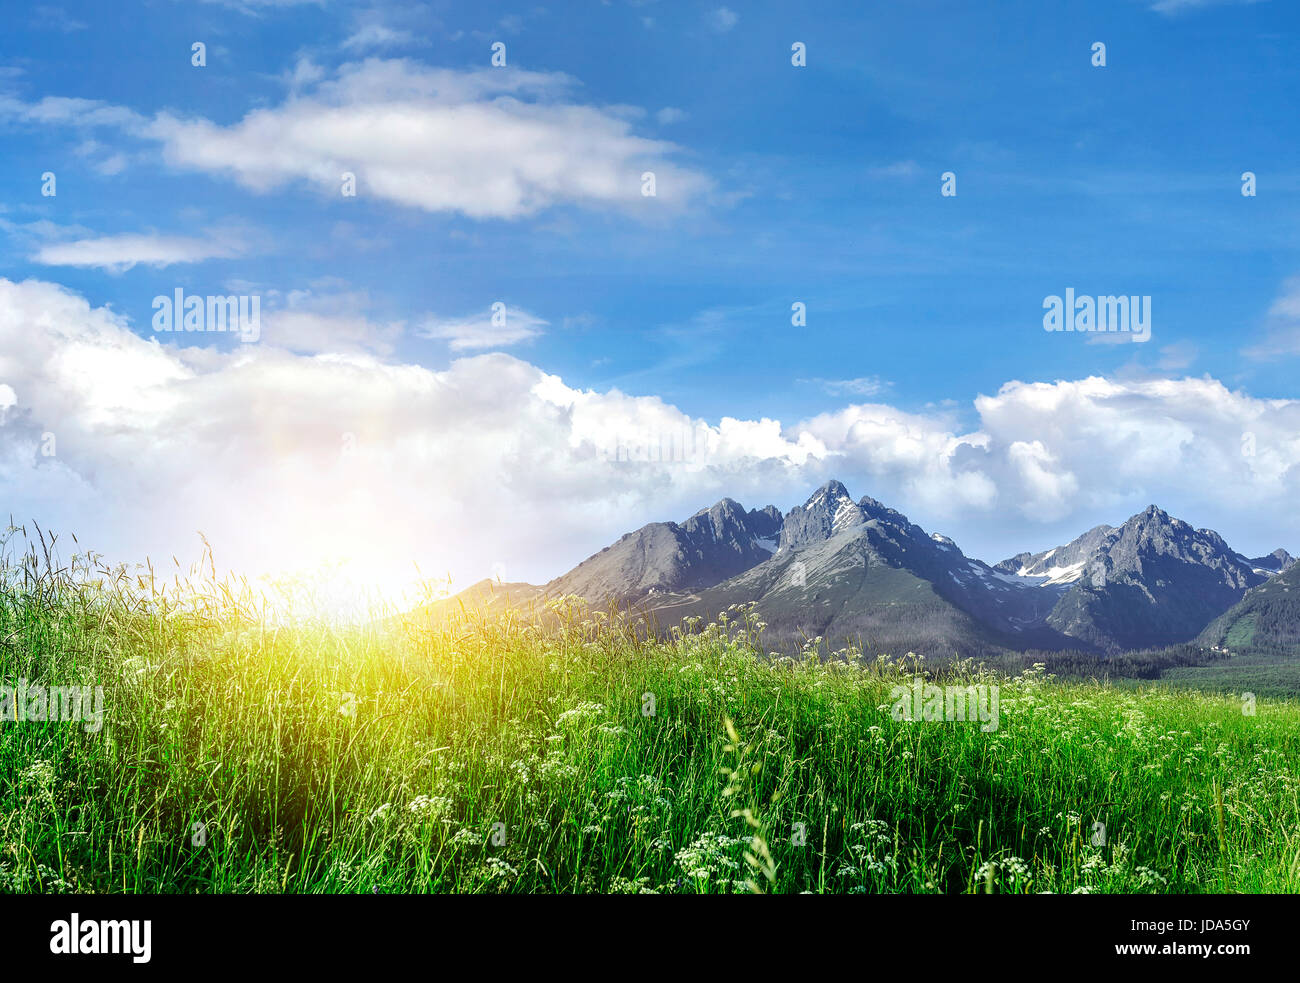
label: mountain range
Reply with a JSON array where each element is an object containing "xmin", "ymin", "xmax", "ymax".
[{"xmin": 438, "ymin": 480, "xmax": 1295, "ymax": 658}]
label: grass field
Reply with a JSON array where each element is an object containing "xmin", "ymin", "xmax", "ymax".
[
  {"xmin": 3, "ymin": 529, "xmax": 1300, "ymax": 894},
  {"xmin": 1155, "ymin": 651, "xmax": 1300, "ymax": 701}
]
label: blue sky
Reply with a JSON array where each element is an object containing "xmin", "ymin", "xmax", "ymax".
[{"xmin": 2, "ymin": 0, "xmax": 1299, "ymax": 595}]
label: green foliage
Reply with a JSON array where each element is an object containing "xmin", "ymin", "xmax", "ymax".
[
  {"xmin": 1156, "ymin": 651, "xmax": 1300, "ymax": 700},
  {"xmin": 1224, "ymin": 613, "xmax": 1258, "ymax": 650}
]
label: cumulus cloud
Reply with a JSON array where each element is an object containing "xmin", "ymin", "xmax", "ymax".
[
  {"xmin": 258, "ymin": 287, "xmax": 404, "ymax": 356},
  {"xmin": 973, "ymin": 376, "xmax": 1300, "ymax": 521},
  {"xmin": 3, "ymin": 278, "xmax": 1299, "ymax": 599},
  {"xmin": 800, "ymin": 402, "xmax": 997, "ymax": 515},
  {"xmin": 0, "ymin": 277, "xmax": 818, "ymax": 594}
]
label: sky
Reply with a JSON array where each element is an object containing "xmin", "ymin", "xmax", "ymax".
[{"xmin": 1, "ymin": 0, "xmax": 1299, "ymax": 605}]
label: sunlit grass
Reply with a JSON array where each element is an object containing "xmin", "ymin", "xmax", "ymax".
[{"xmin": 2, "ymin": 524, "xmax": 1299, "ymax": 894}]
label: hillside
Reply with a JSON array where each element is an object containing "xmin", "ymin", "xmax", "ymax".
[
  {"xmin": 1198, "ymin": 560, "xmax": 1300, "ymax": 652},
  {"xmin": 543, "ymin": 497, "xmax": 782, "ymax": 602}
]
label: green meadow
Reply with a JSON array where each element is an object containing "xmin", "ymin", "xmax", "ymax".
[{"xmin": 3, "ymin": 528, "xmax": 1299, "ymax": 895}]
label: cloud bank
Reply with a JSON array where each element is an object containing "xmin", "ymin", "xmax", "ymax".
[{"xmin": 2, "ymin": 278, "xmax": 1298, "ymax": 597}]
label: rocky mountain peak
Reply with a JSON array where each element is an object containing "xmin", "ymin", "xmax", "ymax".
[
  {"xmin": 805, "ymin": 479, "xmax": 851, "ymax": 508},
  {"xmin": 747, "ymin": 504, "xmax": 784, "ymax": 540},
  {"xmin": 1248, "ymin": 548, "xmax": 1295, "ymax": 574},
  {"xmin": 778, "ymin": 479, "xmax": 865, "ymax": 550}
]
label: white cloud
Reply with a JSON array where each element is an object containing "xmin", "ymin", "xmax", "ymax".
[
  {"xmin": 0, "ymin": 217, "xmax": 93, "ymax": 247},
  {"xmin": 972, "ymin": 375, "xmax": 1300, "ymax": 521},
  {"xmin": 259, "ymin": 288, "xmax": 404, "ymax": 356},
  {"xmin": 32, "ymin": 234, "xmax": 245, "ymax": 273},
  {"xmin": 1, "ymin": 60, "xmax": 713, "ymax": 220},
  {"xmin": 0, "ymin": 94, "xmax": 144, "ymax": 129},
  {"xmin": 3, "ymin": 278, "xmax": 1299, "ymax": 600},
  {"xmin": 341, "ymin": 24, "xmax": 417, "ymax": 52},
  {"xmin": 132, "ymin": 59, "xmax": 712, "ymax": 219},
  {"xmin": 418, "ymin": 307, "xmax": 547, "ymax": 351},
  {"xmin": 94, "ymin": 153, "xmax": 128, "ymax": 175},
  {"xmin": 801, "ymin": 376, "xmax": 892, "ymax": 398},
  {"xmin": 800, "ymin": 401, "xmax": 997, "ymax": 514}
]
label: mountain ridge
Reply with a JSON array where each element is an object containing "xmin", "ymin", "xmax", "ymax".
[{"xmin": 433, "ymin": 480, "xmax": 1292, "ymax": 658}]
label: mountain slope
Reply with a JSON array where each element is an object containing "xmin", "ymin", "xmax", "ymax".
[
  {"xmin": 1198, "ymin": 561, "xmax": 1300, "ymax": 652},
  {"xmin": 543, "ymin": 497, "xmax": 782, "ymax": 603}
]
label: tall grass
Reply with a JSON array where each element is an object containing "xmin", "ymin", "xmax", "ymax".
[{"xmin": 2, "ymin": 526, "xmax": 1299, "ymax": 894}]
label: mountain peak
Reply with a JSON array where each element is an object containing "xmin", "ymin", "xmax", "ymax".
[
  {"xmin": 1124, "ymin": 505, "xmax": 1196, "ymax": 538},
  {"xmin": 806, "ymin": 479, "xmax": 851, "ymax": 505},
  {"xmin": 780, "ymin": 479, "xmax": 866, "ymax": 550},
  {"xmin": 1247, "ymin": 548, "xmax": 1296, "ymax": 575},
  {"xmin": 693, "ymin": 497, "xmax": 742, "ymax": 519}
]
